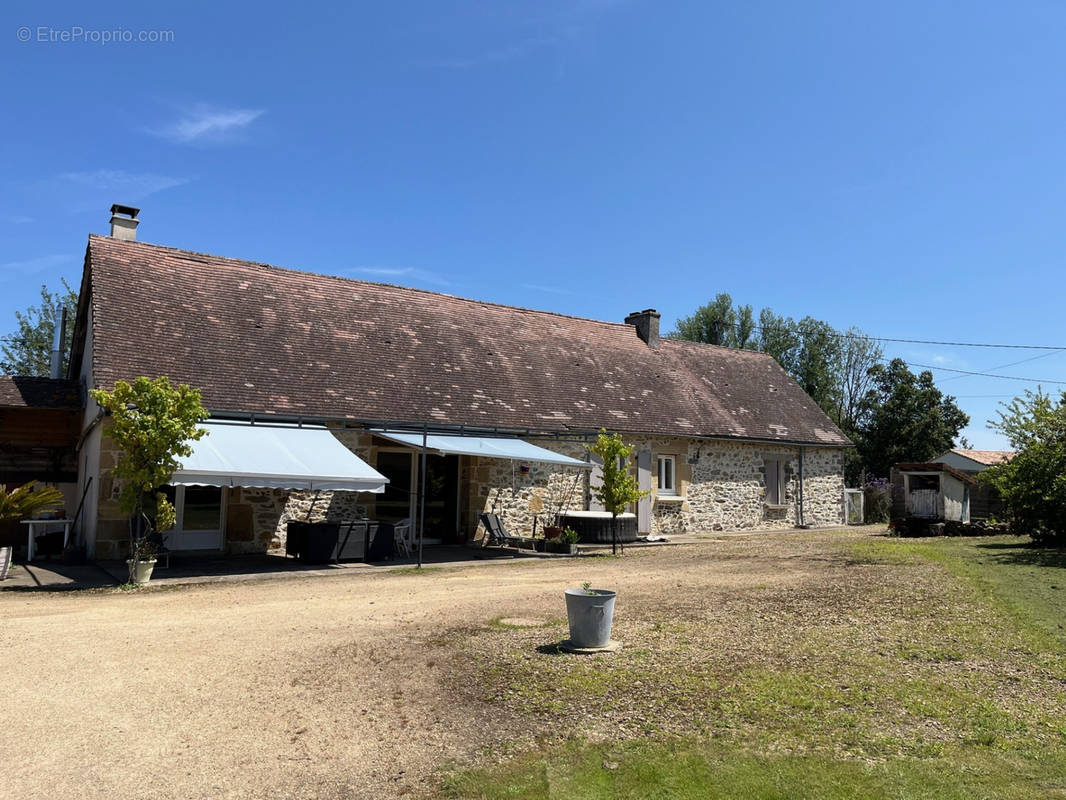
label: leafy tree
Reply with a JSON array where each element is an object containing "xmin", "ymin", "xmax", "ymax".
[
  {"xmin": 734, "ymin": 303, "xmax": 756, "ymax": 349},
  {"xmin": 834, "ymin": 329, "xmax": 884, "ymax": 484},
  {"xmin": 0, "ymin": 481, "xmax": 64, "ymax": 522},
  {"xmin": 981, "ymin": 390, "xmax": 1066, "ymax": 545},
  {"xmin": 89, "ymin": 377, "xmax": 208, "ymax": 580},
  {"xmin": 756, "ymin": 309, "xmax": 800, "ymax": 371},
  {"xmin": 835, "ymin": 327, "xmax": 883, "ymax": 434},
  {"xmin": 855, "ymin": 359, "xmax": 969, "ymax": 479},
  {"xmin": 0, "ymin": 281, "xmax": 78, "ymax": 377},
  {"xmin": 672, "ymin": 293, "xmax": 756, "ymax": 348},
  {"xmin": 588, "ymin": 430, "xmax": 646, "ymax": 555},
  {"xmin": 792, "ymin": 316, "xmax": 843, "ymax": 416}
]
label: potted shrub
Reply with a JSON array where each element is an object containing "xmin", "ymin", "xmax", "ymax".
[
  {"xmin": 126, "ymin": 536, "xmax": 158, "ymax": 584},
  {"xmin": 565, "ymin": 581, "xmax": 617, "ymax": 648},
  {"xmin": 90, "ymin": 376, "xmax": 207, "ymax": 585},
  {"xmin": 547, "ymin": 526, "xmax": 579, "ymax": 554},
  {"xmin": 587, "ymin": 430, "xmax": 646, "ymax": 555},
  {"xmin": 0, "ymin": 481, "xmax": 64, "ymax": 579}
]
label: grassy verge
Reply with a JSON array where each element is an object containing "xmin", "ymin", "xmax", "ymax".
[
  {"xmin": 438, "ymin": 533, "xmax": 1066, "ymax": 798},
  {"xmin": 443, "ymin": 740, "xmax": 1066, "ymax": 800}
]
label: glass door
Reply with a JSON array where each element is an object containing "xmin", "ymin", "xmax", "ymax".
[{"xmin": 374, "ymin": 451, "xmax": 414, "ymax": 523}]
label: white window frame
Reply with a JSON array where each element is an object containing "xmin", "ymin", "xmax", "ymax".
[
  {"xmin": 657, "ymin": 455, "xmax": 677, "ymax": 496},
  {"xmin": 166, "ymin": 485, "xmax": 226, "ymax": 551}
]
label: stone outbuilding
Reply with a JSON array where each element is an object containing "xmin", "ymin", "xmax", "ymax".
[{"xmin": 53, "ymin": 207, "xmax": 852, "ymax": 560}]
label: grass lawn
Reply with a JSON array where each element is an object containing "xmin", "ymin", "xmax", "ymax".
[{"xmin": 440, "ymin": 534, "xmax": 1066, "ymax": 799}]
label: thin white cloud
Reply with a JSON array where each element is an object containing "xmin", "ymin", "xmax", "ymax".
[
  {"xmin": 0, "ymin": 254, "xmax": 74, "ymax": 276},
  {"xmin": 59, "ymin": 170, "xmax": 190, "ymax": 201},
  {"xmin": 422, "ymin": 34, "xmax": 564, "ymax": 69},
  {"xmin": 149, "ymin": 105, "xmax": 265, "ymax": 144},
  {"xmin": 521, "ymin": 283, "xmax": 575, "ymax": 296},
  {"xmin": 7, "ymin": 215, "xmax": 33, "ymax": 225},
  {"xmin": 346, "ymin": 266, "xmax": 449, "ymax": 287},
  {"xmin": 421, "ymin": 0, "xmax": 629, "ymax": 70}
]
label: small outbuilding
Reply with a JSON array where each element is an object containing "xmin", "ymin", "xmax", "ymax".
[{"xmin": 890, "ymin": 462, "xmax": 978, "ymax": 523}]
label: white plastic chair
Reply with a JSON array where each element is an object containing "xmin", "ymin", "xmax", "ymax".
[{"xmin": 393, "ymin": 518, "xmax": 413, "ymax": 557}]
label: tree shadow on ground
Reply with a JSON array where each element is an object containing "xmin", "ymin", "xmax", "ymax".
[{"xmin": 973, "ymin": 540, "xmax": 1066, "ymax": 569}]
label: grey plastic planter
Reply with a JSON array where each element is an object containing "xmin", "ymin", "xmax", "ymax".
[{"xmin": 564, "ymin": 588, "xmax": 616, "ymax": 648}]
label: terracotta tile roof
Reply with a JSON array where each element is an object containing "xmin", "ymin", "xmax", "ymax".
[
  {"xmin": 949, "ymin": 449, "xmax": 1015, "ymax": 466},
  {"xmin": 80, "ymin": 235, "xmax": 851, "ymax": 446},
  {"xmin": 0, "ymin": 377, "xmax": 80, "ymax": 409}
]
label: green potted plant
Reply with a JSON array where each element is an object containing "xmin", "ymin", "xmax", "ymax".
[
  {"xmin": 89, "ymin": 376, "xmax": 207, "ymax": 585},
  {"xmin": 547, "ymin": 526, "xmax": 579, "ymax": 554},
  {"xmin": 0, "ymin": 481, "xmax": 64, "ymax": 579},
  {"xmin": 587, "ymin": 430, "xmax": 646, "ymax": 555}
]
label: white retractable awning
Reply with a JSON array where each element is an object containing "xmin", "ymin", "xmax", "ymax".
[
  {"xmin": 171, "ymin": 422, "xmax": 389, "ymax": 492},
  {"xmin": 370, "ymin": 429, "xmax": 592, "ymax": 468}
]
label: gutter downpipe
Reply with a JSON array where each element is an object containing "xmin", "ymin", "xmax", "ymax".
[
  {"xmin": 417, "ymin": 424, "xmax": 427, "ymax": 569},
  {"xmin": 797, "ymin": 446, "xmax": 807, "ymax": 529}
]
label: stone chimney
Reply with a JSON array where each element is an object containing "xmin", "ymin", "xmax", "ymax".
[
  {"xmin": 624, "ymin": 308, "xmax": 661, "ymax": 348},
  {"xmin": 109, "ymin": 204, "xmax": 140, "ymax": 240}
]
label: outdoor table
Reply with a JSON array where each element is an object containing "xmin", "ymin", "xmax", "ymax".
[{"xmin": 22, "ymin": 518, "xmax": 73, "ymax": 561}]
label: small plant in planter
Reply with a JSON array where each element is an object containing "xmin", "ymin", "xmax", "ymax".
[
  {"xmin": 546, "ymin": 527, "xmax": 579, "ymax": 554},
  {"xmin": 90, "ymin": 376, "xmax": 207, "ymax": 585}
]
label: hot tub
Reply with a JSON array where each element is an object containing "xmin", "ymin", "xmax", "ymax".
[{"xmin": 558, "ymin": 511, "xmax": 638, "ymax": 544}]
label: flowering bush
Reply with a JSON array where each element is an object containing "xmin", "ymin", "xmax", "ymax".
[{"xmin": 864, "ymin": 477, "xmax": 893, "ymax": 523}]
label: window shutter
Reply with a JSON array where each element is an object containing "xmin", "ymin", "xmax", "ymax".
[{"xmin": 765, "ymin": 459, "xmax": 780, "ymax": 504}]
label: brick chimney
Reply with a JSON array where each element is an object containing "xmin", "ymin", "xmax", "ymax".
[
  {"xmin": 109, "ymin": 204, "xmax": 140, "ymax": 241},
  {"xmin": 625, "ymin": 308, "xmax": 661, "ymax": 348}
]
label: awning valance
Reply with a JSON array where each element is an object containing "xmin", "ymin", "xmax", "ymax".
[
  {"xmin": 370, "ymin": 430, "xmax": 591, "ymax": 468},
  {"xmin": 171, "ymin": 422, "xmax": 389, "ymax": 492}
]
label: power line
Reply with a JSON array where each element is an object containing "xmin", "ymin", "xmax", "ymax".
[
  {"xmin": 837, "ymin": 333, "xmax": 1065, "ymax": 351},
  {"xmin": 744, "ymin": 322, "xmax": 1066, "ymax": 352},
  {"xmin": 940, "ymin": 350, "xmax": 1062, "ymax": 383},
  {"xmin": 907, "ymin": 362, "xmax": 1066, "ymax": 385},
  {"xmin": 730, "ymin": 322, "xmax": 1066, "ymax": 385}
]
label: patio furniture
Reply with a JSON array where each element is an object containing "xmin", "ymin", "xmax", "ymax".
[
  {"xmin": 287, "ymin": 522, "xmax": 341, "ymax": 564},
  {"xmin": 334, "ymin": 520, "xmax": 374, "ymax": 561},
  {"xmin": 393, "ymin": 518, "xmax": 413, "ymax": 557},
  {"xmin": 366, "ymin": 522, "xmax": 396, "ymax": 561},
  {"xmin": 478, "ymin": 513, "xmax": 536, "ymax": 550},
  {"xmin": 22, "ymin": 518, "xmax": 73, "ymax": 561}
]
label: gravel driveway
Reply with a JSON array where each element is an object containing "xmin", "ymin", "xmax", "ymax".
[{"xmin": 0, "ymin": 532, "xmax": 855, "ymax": 798}]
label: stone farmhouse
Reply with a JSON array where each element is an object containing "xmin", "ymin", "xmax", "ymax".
[{"xmin": 13, "ymin": 208, "xmax": 852, "ymax": 559}]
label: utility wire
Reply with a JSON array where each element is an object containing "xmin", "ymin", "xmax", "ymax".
[
  {"xmin": 720, "ymin": 322, "xmax": 1066, "ymax": 385},
  {"xmin": 939, "ymin": 350, "xmax": 1063, "ymax": 383},
  {"xmin": 741, "ymin": 322, "xmax": 1066, "ymax": 352},
  {"xmin": 904, "ymin": 362, "xmax": 1066, "ymax": 385}
]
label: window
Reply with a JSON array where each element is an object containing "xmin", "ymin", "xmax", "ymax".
[
  {"xmin": 657, "ymin": 455, "xmax": 677, "ymax": 495},
  {"xmin": 159, "ymin": 485, "xmax": 224, "ymax": 550},
  {"xmin": 764, "ymin": 458, "xmax": 786, "ymax": 505}
]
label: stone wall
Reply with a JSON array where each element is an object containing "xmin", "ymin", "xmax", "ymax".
[
  {"xmin": 464, "ymin": 435, "xmax": 846, "ymax": 538},
  {"xmin": 461, "ymin": 440, "xmax": 590, "ymax": 542},
  {"xmin": 90, "ymin": 426, "xmax": 845, "ymax": 558}
]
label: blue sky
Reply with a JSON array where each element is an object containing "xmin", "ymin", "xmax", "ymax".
[{"xmin": 3, "ymin": 1, "xmax": 1065, "ymax": 449}]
